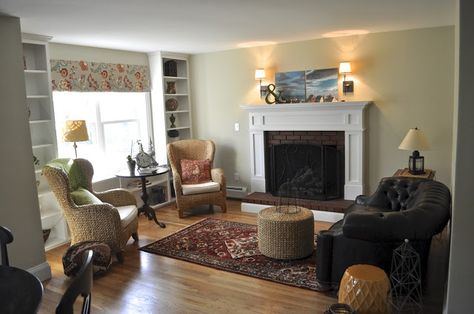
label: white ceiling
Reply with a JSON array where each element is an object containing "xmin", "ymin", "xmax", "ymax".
[{"xmin": 0, "ymin": 0, "xmax": 455, "ymax": 54}]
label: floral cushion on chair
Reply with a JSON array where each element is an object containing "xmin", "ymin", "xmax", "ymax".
[{"xmin": 180, "ymin": 159, "xmax": 211, "ymax": 184}]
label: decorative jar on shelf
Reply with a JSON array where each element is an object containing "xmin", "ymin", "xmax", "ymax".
[
  {"xmin": 164, "ymin": 60, "xmax": 177, "ymax": 77},
  {"xmin": 165, "ymin": 98, "xmax": 179, "ymax": 111},
  {"xmin": 166, "ymin": 81, "xmax": 176, "ymax": 94}
]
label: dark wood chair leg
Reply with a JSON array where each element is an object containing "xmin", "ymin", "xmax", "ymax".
[
  {"xmin": 208, "ymin": 205, "xmax": 214, "ymax": 214},
  {"xmin": 132, "ymin": 232, "xmax": 139, "ymax": 241},
  {"xmin": 116, "ymin": 252, "xmax": 124, "ymax": 263}
]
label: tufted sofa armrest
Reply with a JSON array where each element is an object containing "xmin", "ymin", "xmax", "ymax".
[{"xmin": 355, "ymin": 195, "xmax": 369, "ymax": 205}]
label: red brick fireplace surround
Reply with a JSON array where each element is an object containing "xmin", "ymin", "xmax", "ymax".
[
  {"xmin": 266, "ymin": 130, "xmax": 345, "ymax": 150},
  {"xmin": 243, "ymin": 130, "xmax": 350, "ymax": 213}
]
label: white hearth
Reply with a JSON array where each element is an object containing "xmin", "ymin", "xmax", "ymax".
[{"xmin": 241, "ymin": 101, "xmax": 371, "ymax": 201}]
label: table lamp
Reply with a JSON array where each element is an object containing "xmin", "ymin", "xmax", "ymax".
[
  {"xmin": 398, "ymin": 127, "xmax": 431, "ymax": 174},
  {"xmin": 63, "ymin": 120, "xmax": 89, "ymax": 158}
]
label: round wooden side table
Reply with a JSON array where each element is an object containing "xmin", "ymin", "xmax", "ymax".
[
  {"xmin": 338, "ymin": 264, "xmax": 390, "ymax": 314},
  {"xmin": 257, "ymin": 206, "xmax": 314, "ymax": 260}
]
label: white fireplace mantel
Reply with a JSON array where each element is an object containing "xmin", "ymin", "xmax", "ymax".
[{"xmin": 241, "ymin": 101, "xmax": 371, "ymax": 201}]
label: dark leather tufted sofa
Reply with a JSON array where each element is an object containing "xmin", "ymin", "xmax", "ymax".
[{"xmin": 315, "ymin": 177, "xmax": 451, "ymax": 289}]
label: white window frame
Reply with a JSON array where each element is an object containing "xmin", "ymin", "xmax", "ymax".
[{"xmin": 53, "ymin": 91, "xmax": 154, "ymax": 181}]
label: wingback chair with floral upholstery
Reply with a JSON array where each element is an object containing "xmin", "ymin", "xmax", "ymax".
[
  {"xmin": 167, "ymin": 139, "xmax": 227, "ymax": 218},
  {"xmin": 43, "ymin": 158, "xmax": 138, "ymax": 262}
]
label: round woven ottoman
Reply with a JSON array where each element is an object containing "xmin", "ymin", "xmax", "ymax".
[
  {"xmin": 338, "ymin": 264, "xmax": 390, "ymax": 314},
  {"xmin": 257, "ymin": 206, "xmax": 314, "ymax": 260}
]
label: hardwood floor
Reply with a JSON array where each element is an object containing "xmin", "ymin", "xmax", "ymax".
[
  {"xmin": 39, "ymin": 200, "xmax": 336, "ymax": 314},
  {"xmin": 38, "ymin": 199, "xmax": 449, "ymax": 313}
]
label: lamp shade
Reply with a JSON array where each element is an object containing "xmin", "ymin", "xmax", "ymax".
[
  {"xmin": 255, "ymin": 68, "xmax": 266, "ymax": 80},
  {"xmin": 339, "ymin": 62, "xmax": 352, "ymax": 74},
  {"xmin": 63, "ymin": 120, "xmax": 89, "ymax": 142},
  {"xmin": 398, "ymin": 128, "xmax": 431, "ymax": 151}
]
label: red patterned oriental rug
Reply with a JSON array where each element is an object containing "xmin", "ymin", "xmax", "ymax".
[{"xmin": 140, "ymin": 218, "xmax": 326, "ymax": 291}]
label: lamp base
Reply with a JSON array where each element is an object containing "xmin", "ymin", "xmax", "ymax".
[{"xmin": 73, "ymin": 142, "xmax": 78, "ymax": 159}]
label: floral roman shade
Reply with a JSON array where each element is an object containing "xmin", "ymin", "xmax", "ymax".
[{"xmin": 50, "ymin": 59, "xmax": 150, "ymax": 92}]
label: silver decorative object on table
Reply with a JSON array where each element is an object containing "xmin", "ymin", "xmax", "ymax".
[{"xmin": 135, "ymin": 140, "xmax": 158, "ymax": 172}]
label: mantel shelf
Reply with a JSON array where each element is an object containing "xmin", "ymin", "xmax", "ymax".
[{"xmin": 241, "ymin": 101, "xmax": 371, "ymax": 112}]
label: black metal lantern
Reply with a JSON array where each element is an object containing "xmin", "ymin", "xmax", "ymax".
[{"xmin": 408, "ymin": 150, "xmax": 425, "ymax": 175}]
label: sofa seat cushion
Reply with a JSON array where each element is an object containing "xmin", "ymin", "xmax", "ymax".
[
  {"xmin": 116, "ymin": 205, "xmax": 138, "ymax": 228},
  {"xmin": 182, "ymin": 181, "xmax": 220, "ymax": 195}
]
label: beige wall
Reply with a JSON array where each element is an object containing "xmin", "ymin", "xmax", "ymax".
[
  {"xmin": 49, "ymin": 43, "xmax": 149, "ymax": 65},
  {"xmin": 190, "ymin": 26, "xmax": 454, "ymax": 193},
  {"xmin": 0, "ymin": 16, "xmax": 47, "ymax": 269}
]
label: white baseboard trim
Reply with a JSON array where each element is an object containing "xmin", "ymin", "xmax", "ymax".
[
  {"xmin": 28, "ymin": 261, "xmax": 52, "ymax": 281},
  {"xmin": 241, "ymin": 202, "xmax": 343, "ymax": 223}
]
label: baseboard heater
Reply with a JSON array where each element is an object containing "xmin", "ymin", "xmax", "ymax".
[{"xmin": 226, "ymin": 185, "xmax": 248, "ymax": 199}]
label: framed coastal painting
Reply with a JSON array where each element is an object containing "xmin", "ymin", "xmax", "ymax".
[
  {"xmin": 305, "ymin": 68, "xmax": 338, "ymax": 102},
  {"xmin": 275, "ymin": 71, "xmax": 306, "ymax": 103}
]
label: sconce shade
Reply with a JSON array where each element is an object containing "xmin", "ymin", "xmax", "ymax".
[
  {"xmin": 399, "ymin": 128, "xmax": 431, "ymax": 151},
  {"xmin": 63, "ymin": 120, "xmax": 89, "ymax": 142},
  {"xmin": 255, "ymin": 68, "xmax": 266, "ymax": 80},
  {"xmin": 339, "ymin": 62, "xmax": 352, "ymax": 74}
]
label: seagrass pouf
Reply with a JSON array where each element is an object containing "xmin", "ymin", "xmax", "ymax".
[{"xmin": 257, "ymin": 206, "xmax": 314, "ymax": 260}]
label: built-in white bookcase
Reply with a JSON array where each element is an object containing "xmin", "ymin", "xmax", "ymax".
[
  {"xmin": 23, "ymin": 33, "xmax": 68, "ymax": 251},
  {"xmin": 148, "ymin": 52, "xmax": 193, "ymax": 204},
  {"xmin": 162, "ymin": 54, "xmax": 193, "ymax": 143}
]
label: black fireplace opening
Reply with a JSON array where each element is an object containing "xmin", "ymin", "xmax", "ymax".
[{"xmin": 266, "ymin": 143, "xmax": 343, "ymax": 200}]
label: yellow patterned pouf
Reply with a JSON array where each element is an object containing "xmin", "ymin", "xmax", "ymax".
[
  {"xmin": 257, "ymin": 206, "xmax": 314, "ymax": 260},
  {"xmin": 338, "ymin": 264, "xmax": 390, "ymax": 314}
]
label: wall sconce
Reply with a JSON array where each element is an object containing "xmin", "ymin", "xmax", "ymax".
[
  {"xmin": 255, "ymin": 68, "xmax": 267, "ymax": 98},
  {"xmin": 339, "ymin": 62, "xmax": 354, "ymax": 94}
]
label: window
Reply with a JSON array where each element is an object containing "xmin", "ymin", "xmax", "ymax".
[{"xmin": 53, "ymin": 91, "xmax": 152, "ymax": 180}]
